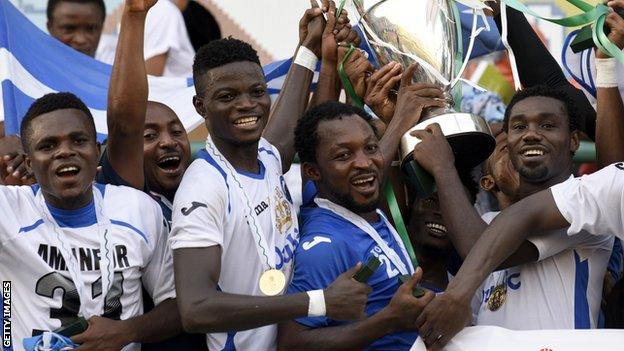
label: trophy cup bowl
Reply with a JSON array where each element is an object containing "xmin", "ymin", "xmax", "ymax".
[{"xmin": 350, "ymin": 0, "xmax": 495, "ymax": 193}]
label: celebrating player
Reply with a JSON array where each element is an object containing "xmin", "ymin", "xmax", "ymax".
[
  {"xmin": 278, "ymin": 66, "xmax": 447, "ymax": 349},
  {"xmin": 0, "ymin": 92, "xmax": 181, "ymax": 351}
]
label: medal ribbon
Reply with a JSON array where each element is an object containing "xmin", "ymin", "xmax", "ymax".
[
  {"xmin": 204, "ymin": 136, "xmax": 289, "ymax": 271},
  {"xmin": 36, "ymin": 186, "xmax": 114, "ymax": 319},
  {"xmin": 315, "ymin": 197, "xmax": 414, "ymax": 276}
]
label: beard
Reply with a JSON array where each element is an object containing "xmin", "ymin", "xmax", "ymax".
[
  {"xmin": 516, "ymin": 163, "xmax": 549, "ymax": 183},
  {"xmin": 328, "ymin": 186, "xmax": 379, "ymax": 214}
]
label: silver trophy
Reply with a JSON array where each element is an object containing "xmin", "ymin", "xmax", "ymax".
[{"xmin": 349, "ymin": 0, "xmax": 495, "ymax": 193}]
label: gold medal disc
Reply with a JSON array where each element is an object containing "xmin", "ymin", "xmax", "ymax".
[
  {"xmin": 259, "ymin": 269, "xmax": 286, "ymax": 296},
  {"xmin": 487, "ymin": 284, "xmax": 507, "ymax": 311}
]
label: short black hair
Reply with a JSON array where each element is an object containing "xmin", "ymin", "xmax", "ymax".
[
  {"xmin": 295, "ymin": 102, "xmax": 378, "ymax": 163},
  {"xmin": 192, "ymin": 37, "xmax": 261, "ymax": 94},
  {"xmin": 20, "ymin": 92, "xmax": 96, "ymax": 151},
  {"xmin": 47, "ymin": 0, "xmax": 106, "ymax": 22},
  {"xmin": 503, "ymin": 85, "xmax": 583, "ymax": 133}
]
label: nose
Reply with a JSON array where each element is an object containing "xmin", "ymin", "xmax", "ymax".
[
  {"xmin": 55, "ymin": 141, "xmax": 77, "ymax": 158},
  {"xmin": 235, "ymin": 93, "xmax": 257, "ymax": 111},
  {"xmin": 158, "ymin": 132, "xmax": 177, "ymax": 148},
  {"xmin": 521, "ymin": 124, "xmax": 543, "ymax": 142},
  {"xmin": 353, "ymin": 150, "xmax": 374, "ymax": 170}
]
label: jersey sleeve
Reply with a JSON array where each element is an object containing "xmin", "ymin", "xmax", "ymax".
[
  {"xmin": 0, "ymin": 186, "xmax": 22, "ymax": 251},
  {"xmin": 528, "ymin": 228, "xmax": 614, "ymax": 261},
  {"xmin": 169, "ymin": 162, "xmax": 227, "ymax": 249},
  {"xmin": 287, "ymin": 233, "xmax": 354, "ymax": 328},
  {"xmin": 141, "ymin": 199, "xmax": 176, "ymax": 305},
  {"xmin": 551, "ymin": 164, "xmax": 624, "ymax": 238}
]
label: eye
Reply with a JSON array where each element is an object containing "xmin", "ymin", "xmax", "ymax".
[
  {"xmin": 365, "ymin": 143, "xmax": 379, "ymax": 153},
  {"xmin": 171, "ymin": 129, "xmax": 184, "ymax": 137},
  {"xmin": 541, "ymin": 123, "xmax": 555, "ymax": 129},
  {"xmin": 38, "ymin": 142, "xmax": 55, "ymax": 152},
  {"xmin": 511, "ymin": 123, "xmax": 526, "ymax": 131},
  {"xmin": 144, "ymin": 131, "xmax": 157, "ymax": 141},
  {"xmin": 335, "ymin": 151, "xmax": 351, "ymax": 160},
  {"xmin": 73, "ymin": 137, "xmax": 88, "ymax": 145},
  {"xmin": 217, "ymin": 93, "xmax": 235, "ymax": 102},
  {"xmin": 251, "ymin": 87, "xmax": 266, "ymax": 97}
]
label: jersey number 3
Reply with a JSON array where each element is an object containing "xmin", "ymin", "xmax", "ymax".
[{"xmin": 32, "ymin": 271, "xmax": 124, "ymax": 335}]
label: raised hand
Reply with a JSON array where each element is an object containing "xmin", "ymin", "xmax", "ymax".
[
  {"xmin": 0, "ymin": 152, "xmax": 35, "ymax": 185},
  {"xmin": 323, "ymin": 263, "xmax": 372, "ymax": 321},
  {"xmin": 299, "ymin": 0, "xmax": 325, "ymax": 58},
  {"xmin": 410, "ymin": 123, "xmax": 455, "ymax": 176},
  {"xmin": 364, "ymin": 62, "xmax": 403, "ymax": 123},
  {"xmin": 338, "ymin": 46, "xmax": 374, "ymax": 101},
  {"xmin": 597, "ymin": 0, "xmax": 624, "ymax": 58},
  {"xmin": 391, "ymin": 63, "xmax": 446, "ymax": 133},
  {"xmin": 125, "ymin": 0, "xmax": 158, "ymax": 12},
  {"xmin": 378, "ymin": 268, "xmax": 435, "ymax": 332}
]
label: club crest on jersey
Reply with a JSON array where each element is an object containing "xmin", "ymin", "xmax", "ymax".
[{"xmin": 274, "ymin": 186, "xmax": 293, "ymax": 235}]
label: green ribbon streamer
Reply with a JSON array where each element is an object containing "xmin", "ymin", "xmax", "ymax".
[
  {"xmin": 502, "ymin": 0, "xmax": 624, "ymax": 62},
  {"xmin": 338, "ymin": 44, "xmax": 366, "ymax": 108}
]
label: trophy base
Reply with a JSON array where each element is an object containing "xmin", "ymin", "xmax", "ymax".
[{"xmin": 399, "ymin": 113, "xmax": 495, "ymax": 197}]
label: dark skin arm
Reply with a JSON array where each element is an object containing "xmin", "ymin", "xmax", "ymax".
[
  {"xmin": 105, "ymin": 0, "xmax": 156, "ymax": 190},
  {"xmin": 145, "ymin": 52, "xmax": 167, "ymax": 76},
  {"xmin": 411, "ymin": 124, "xmax": 539, "ymax": 268},
  {"xmin": 263, "ymin": 1, "xmax": 322, "ymax": 173},
  {"xmin": 174, "ymin": 246, "xmax": 370, "ymax": 333},
  {"xmin": 72, "ymin": 299, "xmax": 182, "ymax": 350},
  {"xmin": 416, "ymin": 189, "xmax": 568, "ymax": 350},
  {"xmin": 278, "ymin": 270, "xmax": 434, "ymax": 351},
  {"xmin": 595, "ymin": 1, "xmax": 624, "ymax": 168}
]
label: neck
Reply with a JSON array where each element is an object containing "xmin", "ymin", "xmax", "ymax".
[
  {"xmin": 516, "ymin": 168, "xmax": 571, "ymax": 200},
  {"xmin": 43, "ymin": 189, "xmax": 93, "ymax": 210},
  {"xmin": 416, "ymin": 249, "xmax": 449, "ymax": 290},
  {"xmin": 359, "ymin": 210, "xmax": 380, "ymax": 223},
  {"xmin": 211, "ymin": 136, "xmax": 259, "ymax": 173}
]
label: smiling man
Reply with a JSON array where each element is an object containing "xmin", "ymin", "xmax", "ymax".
[
  {"xmin": 0, "ymin": 92, "xmax": 182, "ymax": 351},
  {"xmin": 277, "ymin": 80, "xmax": 446, "ymax": 349},
  {"xmin": 414, "ymin": 85, "xmax": 615, "ymax": 349}
]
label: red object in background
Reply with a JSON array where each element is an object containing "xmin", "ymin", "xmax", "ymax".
[{"xmin": 578, "ymin": 163, "xmax": 598, "ymax": 175}]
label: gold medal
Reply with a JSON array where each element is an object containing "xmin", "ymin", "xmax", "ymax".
[
  {"xmin": 487, "ymin": 284, "xmax": 507, "ymax": 311},
  {"xmin": 259, "ymin": 269, "xmax": 286, "ymax": 296}
]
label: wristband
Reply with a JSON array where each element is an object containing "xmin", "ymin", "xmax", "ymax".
[
  {"xmin": 306, "ymin": 289, "xmax": 326, "ymax": 317},
  {"xmin": 595, "ymin": 57, "xmax": 619, "ymax": 88},
  {"xmin": 294, "ymin": 46, "xmax": 318, "ymax": 72}
]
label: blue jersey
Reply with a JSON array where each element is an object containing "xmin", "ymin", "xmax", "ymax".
[{"xmin": 287, "ymin": 204, "xmax": 416, "ymax": 350}]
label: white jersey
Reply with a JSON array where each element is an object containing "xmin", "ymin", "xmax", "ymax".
[
  {"xmin": 472, "ymin": 210, "xmax": 613, "ymax": 329},
  {"xmin": 0, "ymin": 184, "xmax": 175, "ymax": 351},
  {"xmin": 551, "ymin": 163, "xmax": 624, "ymax": 241},
  {"xmin": 170, "ymin": 138, "xmax": 299, "ymax": 351}
]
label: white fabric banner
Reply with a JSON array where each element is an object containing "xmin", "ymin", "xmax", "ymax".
[{"xmin": 410, "ymin": 326, "xmax": 624, "ymax": 350}]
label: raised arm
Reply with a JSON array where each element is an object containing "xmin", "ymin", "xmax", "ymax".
[
  {"xmin": 173, "ymin": 247, "xmax": 370, "ymax": 333},
  {"xmin": 416, "ymin": 189, "xmax": 568, "ymax": 350},
  {"xmin": 595, "ymin": 0, "xmax": 624, "ymax": 168},
  {"xmin": 263, "ymin": 1, "xmax": 323, "ymax": 172},
  {"xmin": 277, "ymin": 271, "xmax": 434, "ymax": 351},
  {"xmin": 410, "ymin": 125, "xmax": 539, "ymax": 268},
  {"xmin": 104, "ymin": 0, "xmax": 154, "ymax": 189}
]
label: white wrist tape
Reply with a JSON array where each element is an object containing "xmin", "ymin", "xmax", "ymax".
[
  {"xmin": 595, "ymin": 58, "xmax": 619, "ymax": 88},
  {"xmin": 294, "ymin": 46, "xmax": 318, "ymax": 72},
  {"xmin": 306, "ymin": 289, "xmax": 326, "ymax": 317}
]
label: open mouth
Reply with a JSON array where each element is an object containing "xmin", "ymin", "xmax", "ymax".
[
  {"xmin": 425, "ymin": 222, "xmax": 447, "ymax": 238},
  {"xmin": 350, "ymin": 173, "xmax": 377, "ymax": 193},
  {"xmin": 156, "ymin": 154, "xmax": 182, "ymax": 174},
  {"xmin": 233, "ymin": 116, "xmax": 260, "ymax": 128},
  {"xmin": 520, "ymin": 147, "xmax": 546, "ymax": 158},
  {"xmin": 55, "ymin": 165, "xmax": 81, "ymax": 178}
]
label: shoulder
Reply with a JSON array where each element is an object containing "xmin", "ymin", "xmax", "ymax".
[{"xmin": 295, "ymin": 206, "xmax": 354, "ymax": 259}]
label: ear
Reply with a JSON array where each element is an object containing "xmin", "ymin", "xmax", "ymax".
[
  {"xmin": 302, "ymin": 162, "xmax": 321, "ymax": 182},
  {"xmin": 192, "ymin": 95, "xmax": 208, "ymax": 121},
  {"xmin": 479, "ymin": 174, "xmax": 496, "ymax": 192},
  {"xmin": 570, "ymin": 130, "xmax": 581, "ymax": 154}
]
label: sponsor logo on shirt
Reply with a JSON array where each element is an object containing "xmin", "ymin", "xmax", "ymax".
[
  {"xmin": 275, "ymin": 230, "xmax": 299, "ymax": 270},
  {"xmin": 37, "ymin": 244, "xmax": 131, "ymax": 271},
  {"xmin": 302, "ymin": 236, "xmax": 332, "ymax": 251},
  {"xmin": 274, "ymin": 186, "xmax": 293, "ymax": 235},
  {"xmin": 181, "ymin": 201, "xmax": 208, "ymax": 216}
]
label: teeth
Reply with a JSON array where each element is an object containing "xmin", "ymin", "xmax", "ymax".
[
  {"xmin": 159, "ymin": 156, "xmax": 180, "ymax": 163},
  {"xmin": 426, "ymin": 222, "xmax": 447, "ymax": 234},
  {"xmin": 58, "ymin": 166, "xmax": 78, "ymax": 174},
  {"xmin": 352, "ymin": 176, "xmax": 374, "ymax": 185},
  {"xmin": 234, "ymin": 116, "xmax": 259, "ymax": 126},
  {"xmin": 523, "ymin": 149, "xmax": 544, "ymax": 156}
]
